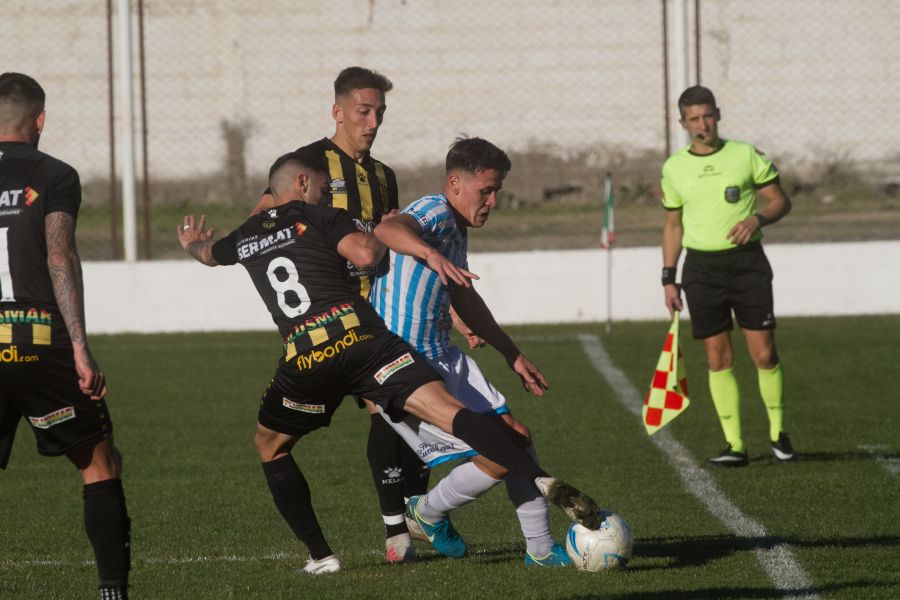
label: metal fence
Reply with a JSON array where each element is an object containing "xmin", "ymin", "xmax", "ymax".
[{"xmin": 3, "ymin": 0, "xmax": 898, "ymax": 259}]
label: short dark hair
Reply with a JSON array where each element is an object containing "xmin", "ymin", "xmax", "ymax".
[
  {"xmin": 334, "ymin": 66, "xmax": 393, "ymax": 99},
  {"xmin": 268, "ymin": 150, "xmax": 327, "ymax": 197},
  {"xmin": 678, "ymin": 85, "xmax": 717, "ymax": 116},
  {"xmin": 445, "ymin": 136, "xmax": 512, "ymax": 178},
  {"xmin": 0, "ymin": 72, "xmax": 46, "ymax": 124}
]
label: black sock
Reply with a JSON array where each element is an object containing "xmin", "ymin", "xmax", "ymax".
[
  {"xmin": 367, "ymin": 414, "xmax": 416, "ymax": 538},
  {"xmin": 451, "ymin": 409, "xmax": 549, "ymax": 481},
  {"xmin": 400, "ymin": 435, "xmax": 430, "ymax": 500},
  {"xmin": 83, "ymin": 479, "xmax": 131, "ymax": 589},
  {"xmin": 262, "ymin": 455, "xmax": 332, "ymax": 559}
]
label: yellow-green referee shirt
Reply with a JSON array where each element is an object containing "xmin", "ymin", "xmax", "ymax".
[{"xmin": 661, "ymin": 140, "xmax": 779, "ymax": 251}]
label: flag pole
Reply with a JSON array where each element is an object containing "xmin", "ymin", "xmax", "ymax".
[{"xmin": 603, "ymin": 172, "xmax": 613, "ymax": 335}]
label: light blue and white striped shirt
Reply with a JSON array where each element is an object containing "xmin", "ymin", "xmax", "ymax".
[{"xmin": 371, "ymin": 194, "xmax": 467, "ymax": 360}]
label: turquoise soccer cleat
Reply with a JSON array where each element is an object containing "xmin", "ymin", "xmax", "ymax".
[
  {"xmin": 524, "ymin": 543, "xmax": 572, "ymax": 567},
  {"xmin": 405, "ymin": 495, "xmax": 467, "ymax": 558}
]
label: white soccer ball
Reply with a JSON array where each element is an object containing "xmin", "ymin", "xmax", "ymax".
[{"xmin": 565, "ymin": 510, "xmax": 633, "ymax": 571}]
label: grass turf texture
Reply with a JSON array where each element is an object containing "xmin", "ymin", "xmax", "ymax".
[{"xmin": 1, "ymin": 316, "xmax": 898, "ymax": 599}]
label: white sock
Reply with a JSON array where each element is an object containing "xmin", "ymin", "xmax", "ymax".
[
  {"xmin": 418, "ymin": 461, "xmax": 501, "ymax": 523},
  {"xmin": 506, "ymin": 446, "xmax": 554, "ymax": 557}
]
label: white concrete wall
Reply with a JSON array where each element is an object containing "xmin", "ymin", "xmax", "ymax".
[{"xmin": 84, "ymin": 241, "xmax": 900, "ymax": 334}]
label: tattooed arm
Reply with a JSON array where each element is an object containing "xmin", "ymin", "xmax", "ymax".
[
  {"xmin": 177, "ymin": 214, "xmax": 219, "ymax": 266},
  {"xmin": 45, "ymin": 211, "xmax": 107, "ymax": 400}
]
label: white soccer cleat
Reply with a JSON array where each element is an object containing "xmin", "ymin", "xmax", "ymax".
[
  {"xmin": 385, "ymin": 532, "xmax": 416, "ymax": 563},
  {"xmin": 405, "ymin": 513, "xmax": 429, "ymax": 543},
  {"xmin": 300, "ymin": 554, "xmax": 342, "ymax": 575},
  {"xmin": 535, "ymin": 477, "xmax": 604, "ymax": 529}
]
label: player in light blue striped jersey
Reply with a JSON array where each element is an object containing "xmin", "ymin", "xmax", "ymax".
[{"xmin": 370, "ymin": 137, "xmax": 570, "ymax": 566}]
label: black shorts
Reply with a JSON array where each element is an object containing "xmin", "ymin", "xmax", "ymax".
[
  {"xmin": 0, "ymin": 343, "xmax": 112, "ymax": 465},
  {"xmin": 682, "ymin": 242, "xmax": 776, "ymax": 339},
  {"xmin": 258, "ymin": 326, "xmax": 442, "ymax": 438}
]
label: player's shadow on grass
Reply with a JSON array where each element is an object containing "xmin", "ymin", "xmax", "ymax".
[
  {"xmin": 633, "ymin": 533, "xmax": 899, "ymax": 571},
  {"xmin": 563, "ymin": 581, "xmax": 882, "ymax": 600}
]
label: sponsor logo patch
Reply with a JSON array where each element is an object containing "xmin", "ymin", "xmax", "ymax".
[
  {"xmin": 282, "ymin": 398, "xmax": 326, "ymax": 414},
  {"xmin": 296, "ymin": 329, "xmax": 370, "ymax": 370},
  {"xmin": 724, "ymin": 186, "xmax": 741, "ymax": 203},
  {"xmin": 0, "ymin": 345, "xmax": 39, "ymax": 363},
  {"xmin": 24, "ymin": 186, "xmax": 39, "ymax": 206},
  {"xmin": 28, "ymin": 406, "xmax": 75, "ymax": 429},
  {"xmin": 374, "ymin": 352, "xmax": 415, "ymax": 385}
]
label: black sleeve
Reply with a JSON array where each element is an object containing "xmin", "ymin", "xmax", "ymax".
[
  {"xmin": 43, "ymin": 165, "xmax": 81, "ymax": 218},
  {"xmin": 384, "ymin": 164, "xmax": 399, "ymax": 211},
  {"xmin": 211, "ymin": 229, "xmax": 241, "ymax": 266},
  {"xmin": 321, "ymin": 207, "xmax": 363, "ymax": 251}
]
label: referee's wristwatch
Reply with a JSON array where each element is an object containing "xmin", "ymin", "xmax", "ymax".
[{"xmin": 661, "ymin": 266, "xmax": 677, "ymax": 286}]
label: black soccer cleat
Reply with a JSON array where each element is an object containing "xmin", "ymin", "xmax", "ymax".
[
  {"xmin": 707, "ymin": 445, "xmax": 748, "ymax": 467},
  {"xmin": 535, "ymin": 477, "xmax": 605, "ymax": 529},
  {"xmin": 771, "ymin": 432, "xmax": 795, "ymax": 462}
]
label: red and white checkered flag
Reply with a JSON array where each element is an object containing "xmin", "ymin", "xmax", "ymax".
[{"xmin": 642, "ymin": 311, "xmax": 690, "ymax": 435}]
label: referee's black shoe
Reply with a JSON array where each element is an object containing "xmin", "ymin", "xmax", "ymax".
[
  {"xmin": 707, "ymin": 445, "xmax": 748, "ymax": 467},
  {"xmin": 771, "ymin": 432, "xmax": 795, "ymax": 462}
]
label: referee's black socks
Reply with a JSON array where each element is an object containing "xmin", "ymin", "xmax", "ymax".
[
  {"xmin": 83, "ymin": 479, "xmax": 130, "ymax": 598},
  {"xmin": 451, "ymin": 409, "xmax": 549, "ymax": 482},
  {"xmin": 262, "ymin": 455, "xmax": 333, "ymax": 560}
]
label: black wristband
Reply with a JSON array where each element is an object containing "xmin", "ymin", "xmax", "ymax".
[
  {"xmin": 754, "ymin": 213, "xmax": 770, "ymax": 227},
  {"xmin": 661, "ymin": 266, "xmax": 677, "ymax": 286}
]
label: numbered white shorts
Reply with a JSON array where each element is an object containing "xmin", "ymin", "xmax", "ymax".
[{"xmin": 377, "ymin": 346, "xmax": 509, "ymax": 467}]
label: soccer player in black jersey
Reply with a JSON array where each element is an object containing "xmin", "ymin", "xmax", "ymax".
[
  {"xmin": 178, "ymin": 150, "xmax": 603, "ymax": 574},
  {"xmin": 253, "ymin": 67, "xmax": 428, "ymax": 563},
  {"xmin": 0, "ymin": 73, "xmax": 131, "ymax": 600}
]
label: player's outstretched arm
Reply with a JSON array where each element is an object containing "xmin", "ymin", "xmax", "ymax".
[
  {"xmin": 336, "ymin": 231, "xmax": 386, "ymax": 268},
  {"xmin": 46, "ymin": 212, "xmax": 107, "ymax": 400},
  {"xmin": 374, "ymin": 216, "xmax": 478, "ymax": 287},
  {"xmin": 451, "ymin": 285, "xmax": 548, "ymax": 396},
  {"xmin": 178, "ymin": 214, "xmax": 219, "ymax": 266}
]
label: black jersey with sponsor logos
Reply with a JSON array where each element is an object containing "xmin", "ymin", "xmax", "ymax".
[
  {"xmin": 211, "ymin": 201, "xmax": 386, "ymax": 357},
  {"xmin": 266, "ymin": 138, "xmax": 398, "ymax": 300},
  {"xmin": 0, "ymin": 141, "xmax": 80, "ymax": 346}
]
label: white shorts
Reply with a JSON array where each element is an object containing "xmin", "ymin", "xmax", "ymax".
[{"xmin": 377, "ymin": 346, "xmax": 509, "ymax": 467}]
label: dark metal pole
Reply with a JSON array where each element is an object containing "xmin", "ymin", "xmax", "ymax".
[
  {"xmin": 694, "ymin": 0, "xmax": 701, "ymax": 84},
  {"xmin": 137, "ymin": 0, "xmax": 151, "ymax": 259},
  {"xmin": 662, "ymin": 0, "xmax": 671, "ymax": 156},
  {"xmin": 106, "ymin": 0, "xmax": 119, "ymax": 259}
]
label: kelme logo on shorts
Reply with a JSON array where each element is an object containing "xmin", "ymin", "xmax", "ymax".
[
  {"xmin": 28, "ymin": 406, "xmax": 75, "ymax": 429},
  {"xmin": 374, "ymin": 352, "xmax": 415, "ymax": 385},
  {"xmin": 282, "ymin": 398, "xmax": 326, "ymax": 414},
  {"xmin": 296, "ymin": 329, "xmax": 369, "ymax": 370}
]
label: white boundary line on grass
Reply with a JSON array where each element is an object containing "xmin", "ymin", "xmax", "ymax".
[
  {"xmin": 577, "ymin": 334, "xmax": 820, "ymax": 600},
  {"xmin": 858, "ymin": 444, "xmax": 900, "ymax": 477},
  {"xmin": 1, "ymin": 552, "xmax": 300, "ymax": 569}
]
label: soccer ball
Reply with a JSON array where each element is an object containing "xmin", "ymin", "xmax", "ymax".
[{"xmin": 565, "ymin": 510, "xmax": 633, "ymax": 571}]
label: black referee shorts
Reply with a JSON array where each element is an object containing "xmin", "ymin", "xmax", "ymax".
[
  {"xmin": 682, "ymin": 242, "xmax": 777, "ymax": 339},
  {"xmin": 258, "ymin": 326, "xmax": 442, "ymax": 438},
  {"xmin": 0, "ymin": 343, "xmax": 113, "ymax": 465}
]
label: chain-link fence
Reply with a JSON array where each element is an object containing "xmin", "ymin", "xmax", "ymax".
[{"xmin": 3, "ymin": 0, "xmax": 898, "ymax": 259}]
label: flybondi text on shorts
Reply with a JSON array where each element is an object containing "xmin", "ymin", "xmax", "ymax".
[
  {"xmin": 296, "ymin": 329, "xmax": 370, "ymax": 370},
  {"xmin": 0, "ymin": 346, "xmax": 39, "ymax": 363}
]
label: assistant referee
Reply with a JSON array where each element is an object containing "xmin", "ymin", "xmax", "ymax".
[{"xmin": 661, "ymin": 86, "xmax": 794, "ymax": 467}]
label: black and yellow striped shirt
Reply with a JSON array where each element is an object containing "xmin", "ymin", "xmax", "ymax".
[{"xmin": 297, "ymin": 137, "xmax": 399, "ymax": 300}]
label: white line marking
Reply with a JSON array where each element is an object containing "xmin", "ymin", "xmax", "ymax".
[
  {"xmin": 858, "ymin": 444, "xmax": 900, "ymax": 477},
  {"xmin": 578, "ymin": 334, "xmax": 819, "ymax": 600}
]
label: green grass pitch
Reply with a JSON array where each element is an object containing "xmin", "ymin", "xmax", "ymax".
[{"xmin": 1, "ymin": 316, "xmax": 899, "ymax": 599}]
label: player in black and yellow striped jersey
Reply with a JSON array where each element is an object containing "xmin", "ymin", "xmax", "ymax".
[
  {"xmin": 0, "ymin": 73, "xmax": 131, "ymax": 600},
  {"xmin": 254, "ymin": 67, "xmax": 428, "ymax": 563}
]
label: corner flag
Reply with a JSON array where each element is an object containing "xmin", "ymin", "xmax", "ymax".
[
  {"xmin": 600, "ymin": 173, "xmax": 615, "ymax": 248},
  {"xmin": 642, "ymin": 311, "xmax": 690, "ymax": 435}
]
